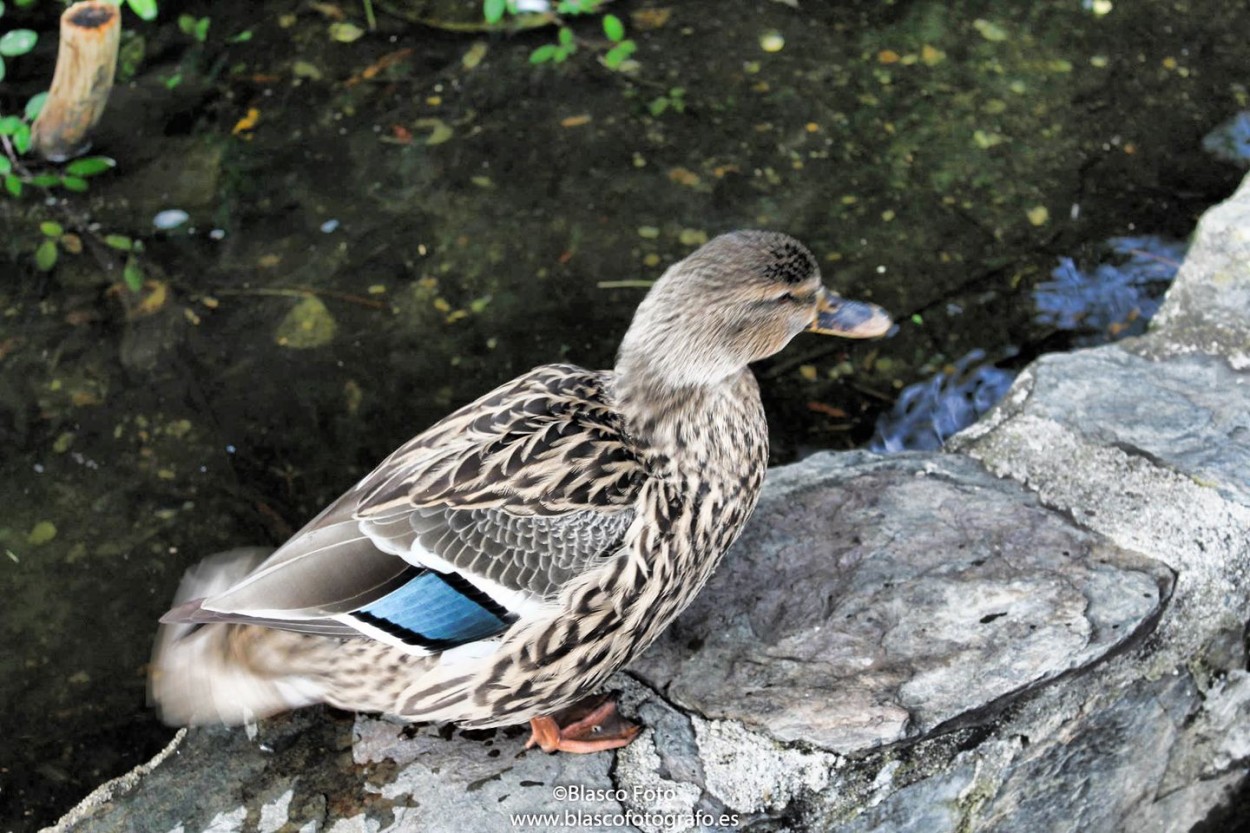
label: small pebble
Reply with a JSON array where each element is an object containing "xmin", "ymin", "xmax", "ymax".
[{"xmin": 153, "ymin": 209, "xmax": 190, "ymax": 230}]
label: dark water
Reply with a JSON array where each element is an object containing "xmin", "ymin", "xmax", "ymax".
[{"xmin": 1, "ymin": 0, "xmax": 1247, "ymax": 828}]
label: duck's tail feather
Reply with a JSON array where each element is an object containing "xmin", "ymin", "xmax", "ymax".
[{"xmin": 148, "ymin": 547, "xmax": 327, "ymax": 726}]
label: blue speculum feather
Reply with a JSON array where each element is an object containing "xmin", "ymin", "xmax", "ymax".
[{"xmin": 355, "ymin": 569, "xmax": 511, "ymax": 648}]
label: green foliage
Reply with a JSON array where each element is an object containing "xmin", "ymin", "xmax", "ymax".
[
  {"xmin": 35, "ymin": 221, "xmax": 63, "ymax": 272},
  {"xmin": 1, "ymin": 0, "xmax": 152, "ymax": 198},
  {"xmin": 483, "ymin": 0, "xmax": 507, "ymax": 24},
  {"xmin": 23, "ymin": 91, "xmax": 45, "ymax": 120},
  {"xmin": 531, "ymin": 26, "xmax": 575, "ymax": 64},
  {"xmin": 65, "ymin": 156, "xmax": 116, "ymax": 177},
  {"xmin": 34, "ymin": 238, "xmax": 56, "ymax": 270},
  {"xmin": 178, "ymin": 13, "xmax": 209, "ymax": 43},
  {"xmin": 488, "ymin": 0, "xmax": 637, "ymax": 71},
  {"xmin": 123, "ymin": 0, "xmax": 158, "ymax": 22},
  {"xmin": 0, "ymin": 114, "xmax": 32, "ymax": 153},
  {"xmin": 603, "ymin": 38, "xmax": 635, "ymax": 69},
  {"xmin": 0, "ymin": 8, "xmax": 37, "ymax": 84},
  {"xmin": 122, "ymin": 257, "xmax": 144, "ymax": 292},
  {"xmin": 0, "ymin": 27, "xmax": 35, "ymax": 55},
  {"xmin": 601, "ymin": 13, "xmax": 624, "ymax": 41},
  {"xmin": 647, "ymin": 87, "xmax": 685, "ymax": 117}
]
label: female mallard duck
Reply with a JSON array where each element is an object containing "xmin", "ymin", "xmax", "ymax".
[{"xmin": 150, "ymin": 230, "xmax": 890, "ymax": 752}]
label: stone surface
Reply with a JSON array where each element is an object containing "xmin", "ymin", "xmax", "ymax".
[
  {"xmin": 49, "ymin": 175, "xmax": 1250, "ymax": 832},
  {"xmin": 1146, "ymin": 174, "xmax": 1250, "ymax": 369},
  {"xmin": 630, "ymin": 452, "xmax": 1172, "ymax": 753}
]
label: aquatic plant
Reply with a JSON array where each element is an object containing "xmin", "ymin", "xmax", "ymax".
[
  {"xmin": 1033, "ymin": 236, "xmax": 1186, "ymax": 343},
  {"xmin": 870, "ymin": 350, "xmax": 1017, "ymax": 453}
]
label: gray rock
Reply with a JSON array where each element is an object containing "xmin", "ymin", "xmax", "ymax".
[
  {"xmin": 1146, "ymin": 173, "xmax": 1250, "ymax": 369},
  {"xmin": 630, "ymin": 452, "xmax": 1172, "ymax": 754},
  {"xmin": 48, "ymin": 175, "xmax": 1250, "ymax": 833}
]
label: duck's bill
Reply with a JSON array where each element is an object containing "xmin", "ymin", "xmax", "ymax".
[{"xmin": 806, "ymin": 288, "xmax": 892, "ymax": 338}]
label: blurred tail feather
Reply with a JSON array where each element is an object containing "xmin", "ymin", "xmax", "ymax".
[{"xmin": 148, "ymin": 547, "xmax": 326, "ymax": 726}]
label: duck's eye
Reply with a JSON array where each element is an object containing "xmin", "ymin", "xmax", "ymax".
[{"xmin": 776, "ymin": 291, "xmax": 804, "ymax": 304}]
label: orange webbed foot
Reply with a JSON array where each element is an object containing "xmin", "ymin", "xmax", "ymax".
[{"xmin": 525, "ymin": 693, "xmax": 642, "ymax": 754}]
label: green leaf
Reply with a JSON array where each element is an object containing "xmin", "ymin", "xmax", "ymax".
[
  {"xmin": 165, "ymin": 72, "xmax": 183, "ymax": 89},
  {"xmin": 178, "ymin": 14, "xmax": 194, "ymax": 34},
  {"xmin": 39, "ymin": 220, "xmax": 63, "ymax": 237},
  {"xmin": 65, "ymin": 156, "xmax": 116, "ymax": 177},
  {"xmin": 24, "ymin": 91, "xmax": 47, "ymax": 120},
  {"xmin": 602, "ymin": 14, "xmax": 624, "ymax": 42},
  {"xmin": 529, "ymin": 43, "xmax": 557, "ymax": 64},
  {"xmin": 0, "ymin": 156, "xmax": 9, "ymax": 175},
  {"xmin": 0, "ymin": 56, "xmax": 6, "ymax": 84},
  {"xmin": 35, "ymin": 238, "xmax": 57, "ymax": 271},
  {"xmin": 126, "ymin": 0, "xmax": 158, "ymax": 21},
  {"xmin": 104, "ymin": 234, "xmax": 133, "ymax": 251},
  {"xmin": 229, "ymin": 29, "xmax": 252, "ymax": 43},
  {"xmin": 557, "ymin": 26, "xmax": 573, "ymax": 46},
  {"xmin": 553, "ymin": 45, "xmax": 571, "ymax": 63},
  {"xmin": 85, "ymin": 159, "xmax": 119, "ymax": 180},
  {"xmin": 123, "ymin": 258, "xmax": 144, "ymax": 292},
  {"xmin": 0, "ymin": 2, "xmax": 6, "ymax": 19},
  {"xmin": 194, "ymin": 17, "xmax": 209, "ymax": 42},
  {"xmin": 648, "ymin": 97, "xmax": 669, "ymax": 117},
  {"xmin": 30, "ymin": 174, "xmax": 61, "ymax": 187},
  {"xmin": 60, "ymin": 175, "xmax": 88, "ymax": 192},
  {"xmin": 0, "ymin": 28, "xmax": 36, "ymax": 57},
  {"xmin": 4, "ymin": 174, "xmax": 20, "ymax": 197},
  {"xmin": 483, "ymin": 0, "xmax": 505, "ymax": 24},
  {"xmin": 0, "ymin": 115, "xmax": 24, "ymax": 134},
  {"xmin": 12, "ymin": 121, "xmax": 30, "ymax": 154},
  {"xmin": 603, "ymin": 39, "xmax": 636, "ymax": 68}
]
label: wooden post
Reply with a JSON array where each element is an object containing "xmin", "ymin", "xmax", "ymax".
[{"xmin": 30, "ymin": 1, "xmax": 121, "ymax": 162}]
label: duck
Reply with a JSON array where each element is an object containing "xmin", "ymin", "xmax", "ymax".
[{"xmin": 149, "ymin": 230, "xmax": 891, "ymax": 753}]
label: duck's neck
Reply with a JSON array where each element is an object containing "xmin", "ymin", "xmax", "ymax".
[{"xmin": 615, "ymin": 365, "xmax": 766, "ymax": 471}]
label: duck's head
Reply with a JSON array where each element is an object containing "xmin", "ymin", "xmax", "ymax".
[{"xmin": 616, "ymin": 230, "xmax": 891, "ymax": 393}]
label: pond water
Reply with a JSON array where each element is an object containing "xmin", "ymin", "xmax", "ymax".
[{"xmin": 1, "ymin": 0, "xmax": 1247, "ymax": 828}]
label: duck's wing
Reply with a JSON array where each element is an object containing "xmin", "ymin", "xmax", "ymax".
[{"xmin": 164, "ymin": 365, "xmax": 645, "ymax": 653}]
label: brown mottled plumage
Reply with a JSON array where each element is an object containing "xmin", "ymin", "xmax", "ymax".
[{"xmin": 149, "ymin": 230, "xmax": 890, "ymax": 751}]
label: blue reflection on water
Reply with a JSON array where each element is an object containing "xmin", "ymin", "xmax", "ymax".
[
  {"xmin": 873, "ymin": 235, "xmax": 1186, "ymax": 453},
  {"xmin": 870, "ymin": 349, "xmax": 1017, "ymax": 452},
  {"xmin": 1033, "ymin": 236, "xmax": 1187, "ymax": 343},
  {"xmin": 1202, "ymin": 111, "xmax": 1250, "ymax": 166}
]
